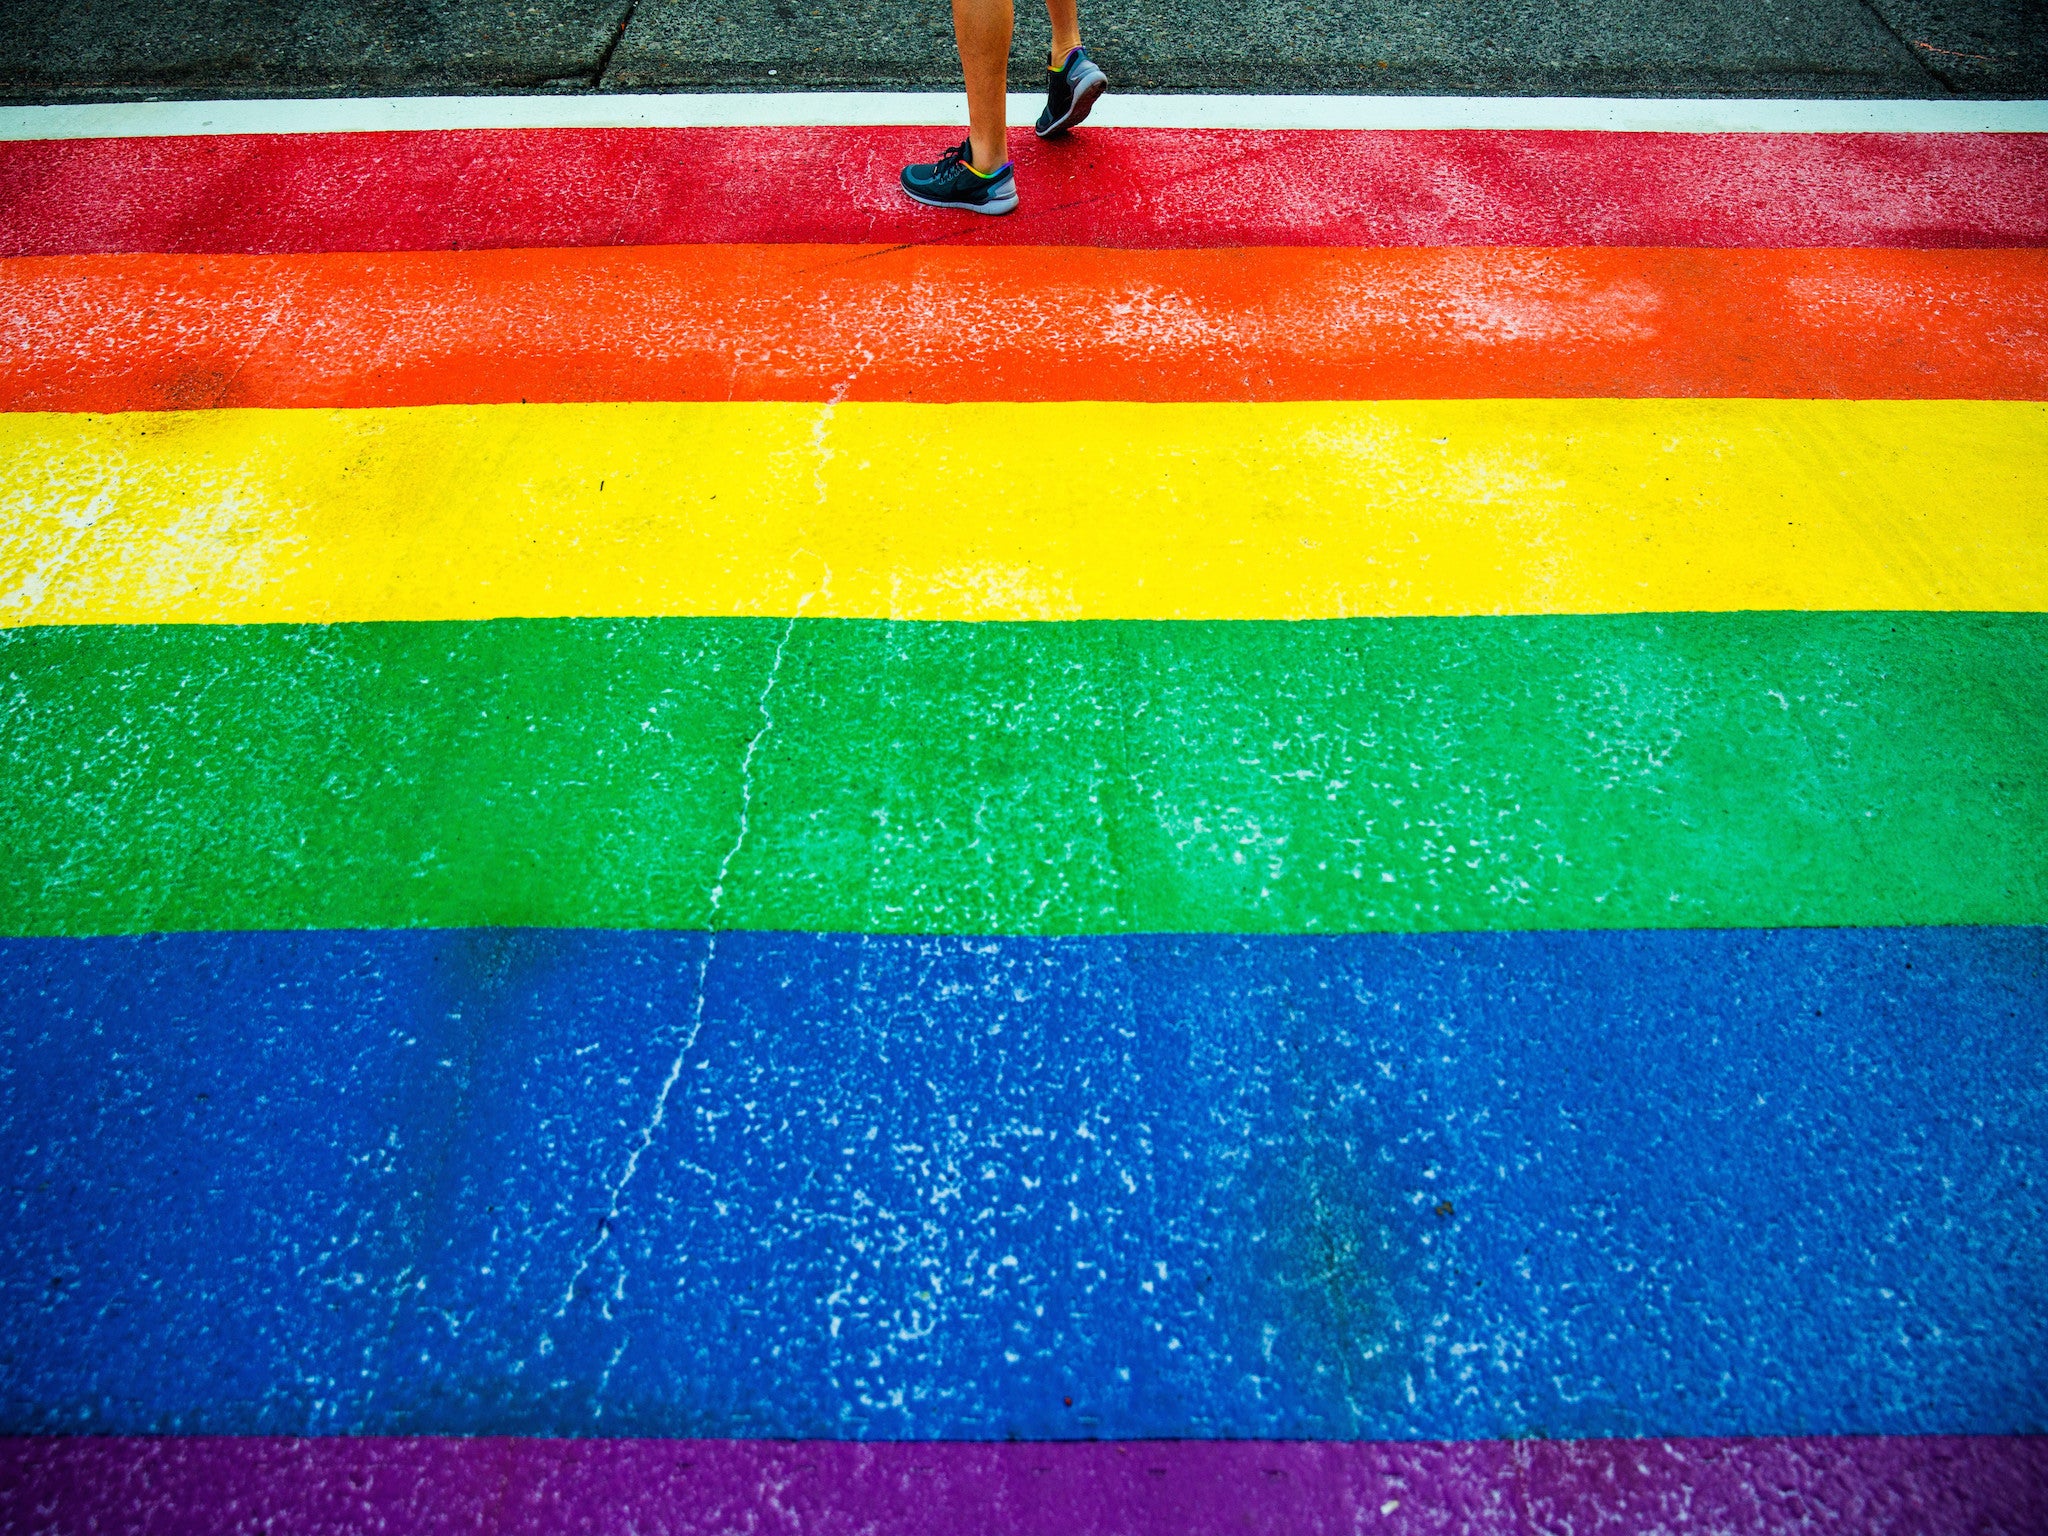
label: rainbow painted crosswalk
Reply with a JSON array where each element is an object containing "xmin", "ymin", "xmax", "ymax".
[{"xmin": 1, "ymin": 96, "xmax": 2044, "ymax": 1532}]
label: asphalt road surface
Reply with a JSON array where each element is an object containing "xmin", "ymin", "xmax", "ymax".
[{"xmin": 2, "ymin": 0, "xmax": 2046, "ymax": 100}]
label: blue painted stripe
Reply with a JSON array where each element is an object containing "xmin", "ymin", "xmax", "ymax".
[{"xmin": 1, "ymin": 926, "xmax": 2042, "ymax": 1440}]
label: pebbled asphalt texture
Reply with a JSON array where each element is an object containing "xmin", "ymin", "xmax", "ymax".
[{"xmin": 1, "ymin": 0, "xmax": 2045, "ymax": 101}]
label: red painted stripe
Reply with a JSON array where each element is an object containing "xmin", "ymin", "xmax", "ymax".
[
  {"xmin": 7, "ymin": 245, "xmax": 2045, "ymax": 410},
  {"xmin": 3, "ymin": 127, "xmax": 2044, "ymax": 255}
]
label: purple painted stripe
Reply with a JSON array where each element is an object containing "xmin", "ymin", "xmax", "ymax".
[{"xmin": 0, "ymin": 1436, "xmax": 2040, "ymax": 1534}]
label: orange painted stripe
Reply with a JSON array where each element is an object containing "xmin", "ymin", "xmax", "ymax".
[{"xmin": 4, "ymin": 244, "xmax": 2045, "ymax": 410}]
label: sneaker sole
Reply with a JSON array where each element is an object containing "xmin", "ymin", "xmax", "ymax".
[
  {"xmin": 1036, "ymin": 73, "xmax": 1107, "ymax": 139},
  {"xmin": 901, "ymin": 184, "xmax": 1018, "ymax": 215}
]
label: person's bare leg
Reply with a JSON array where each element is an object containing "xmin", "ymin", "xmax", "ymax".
[
  {"xmin": 954, "ymin": 0, "xmax": 1013, "ymax": 172},
  {"xmin": 1045, "ymin": 0, "xmax": 1081, "ymax": 64}
]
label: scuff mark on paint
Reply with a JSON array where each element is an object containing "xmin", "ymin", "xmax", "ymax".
[
  {"xmin": 1258, "ymin": 1139, "xmax": 1397, "ymax": 1433},
  {"xmin": 1234, "ymin": 972, "xmax": 1417, "ymax": 1437},
  {"xmin": 207, "ymin": 273, "xmax": 304, "ymax": 411}
]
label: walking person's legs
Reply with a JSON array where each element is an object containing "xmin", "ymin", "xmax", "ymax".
[
  {"xmin": 955, "ymin": 0, "xmax": 1013, "ymax": 173},
  {"xmin": 900, "ymin": 0, "xmax": 1109, "ymax": 214}
]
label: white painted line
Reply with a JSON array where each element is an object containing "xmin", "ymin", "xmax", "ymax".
[
  {"xmin": 1099, "ymin": 94, "xmax": 2048, "ymax": 132},
  {"xmin": 2, "ymin": 91, "xmax": 2045, "ymax": 141}
]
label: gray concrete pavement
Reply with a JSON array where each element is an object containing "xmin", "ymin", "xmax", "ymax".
[
  {"xmin": 0, "ymin": 0, "xmax": 633, "ymax": 95},
  {"xmin": 1, "ymin": 0, "xmax": 2044, "ymax": 101},
  {"xmin": 610, "ymin": 0, "xmax": 2046, "ymax": 96}
]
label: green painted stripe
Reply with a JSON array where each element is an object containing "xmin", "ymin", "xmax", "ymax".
[{"xmin": 3, "ymin": 614, "xmax": 2040, "ymax": 938}]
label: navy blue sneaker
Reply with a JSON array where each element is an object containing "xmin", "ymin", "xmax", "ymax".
[
  {"xmin": 900, "ymin": 140, "xmax": 1018, "ymax": 215},
  {"xmin": 1036, "ymin": 46, "xmax": 1107, "ymax": 138}
]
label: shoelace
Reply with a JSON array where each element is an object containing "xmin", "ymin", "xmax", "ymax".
[{"xmin": 932, "ymin": 140, "xmax": 975, "ymax": 178}]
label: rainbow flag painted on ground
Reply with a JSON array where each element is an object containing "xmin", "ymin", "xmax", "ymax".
[{"xmin": 1, "ymin": 94, "xmax": 2044, "ymax": 1531}]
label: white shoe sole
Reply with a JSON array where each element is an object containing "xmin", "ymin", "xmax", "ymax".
[
  {"xmin": 901, "ymin": 184, "xmax": 1019, "ymax": 215},
  {"xmin": 1036, "ymin": 73, "xmax": 1107, "ymax": 139}
]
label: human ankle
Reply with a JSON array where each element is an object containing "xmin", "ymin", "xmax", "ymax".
[{"xmin": 1049, "ymin": 40, "xmax": 1081, "ymax": 68}]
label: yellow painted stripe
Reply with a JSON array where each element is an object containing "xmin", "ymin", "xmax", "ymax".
[{"xmin": 3, "ymin": 400, "xmax": 2042, "ymax": 625}]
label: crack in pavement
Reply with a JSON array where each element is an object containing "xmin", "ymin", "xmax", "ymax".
[
  {"xmin": 552, "ymin": 571, "xmax": 824, "ymax": 1328},
  {"xmin": 1854, "ymin": 0, "xmax": 1960, "ymax": 90},
  {"xmin": 590, "ymin": 0, "xmax": 641, "ymax": 89},
  {"xmin": 545, "ymin": 393, "xmax": 853, "ymax": 1374}
]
